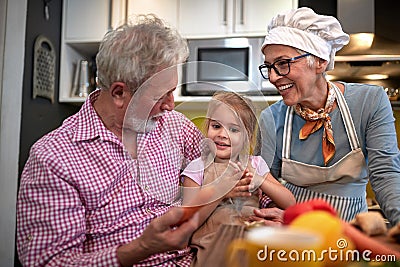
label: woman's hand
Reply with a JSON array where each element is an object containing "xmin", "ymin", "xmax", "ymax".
[{"xmin": 248, "ymin": 207, "xmax": 284, "ymax": 226}]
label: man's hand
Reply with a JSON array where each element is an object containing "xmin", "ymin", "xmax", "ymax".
[{"xmin": 117, "ymin": 207, "xmax": 200, "ymax": 267}]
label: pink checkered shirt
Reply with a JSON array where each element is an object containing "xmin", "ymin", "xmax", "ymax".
[{"xmin": 17, "ymin": 90, "xmax": 203, "ymax": 267}]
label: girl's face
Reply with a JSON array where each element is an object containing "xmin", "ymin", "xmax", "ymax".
[
  {"xmin": 262, "ymin": 44, "xmax": 323, "ymax": 109},
  {"xmin": 207, "ymin": 104, "xmax": 246, "ymax": 163}
]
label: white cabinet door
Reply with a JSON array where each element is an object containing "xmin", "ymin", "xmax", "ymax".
[
  {"xmin": 233, "ymin": 0, "xmax": 295, "ymax": 34},
  {"xmin": 127, "ymin": 0, "xmax": 179, "ymax": 28},
  {"xmin": 179, "ymin": 0, "xmax": 297, "ymax": 38},
  {"xmin": 61, "ymin": 0, "xmax": 110, "ymax": 102},
  {"xmin": 179, "ymin": 0, "xmax": 233, "ymax": 38},
  {"xmin": 65, "ymin": 0, "xmax": 111, "ymax": 42}
]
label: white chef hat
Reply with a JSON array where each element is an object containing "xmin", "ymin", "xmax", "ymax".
[{"xmin": 261, "ymin": 7, "xmax": 350, "ymax": 71}]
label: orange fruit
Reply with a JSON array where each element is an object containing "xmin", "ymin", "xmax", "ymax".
[{"xmin": 289, "ymin": 210, "xmax": 355, "ymax": 267}]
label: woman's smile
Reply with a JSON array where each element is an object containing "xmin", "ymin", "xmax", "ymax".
[{"xmin": 277, "ymin": 83, "xmax": 294, "ymax": 92}]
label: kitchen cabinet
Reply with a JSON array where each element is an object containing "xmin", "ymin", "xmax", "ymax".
[
  {"xmin": 59, "ymin": 0, "xmax": 296, "ymax": 103},
  {"xmin": 59, "ymin": 0, "xmax": 179, "ymax": 103},
  {"xmin": 179, "ymin": 0, "xmax": 298, "ymax": 38},
  {"xmin": 64, "ymin": 0, "xmax": 111, "ymax": 42},
  {"xmin": 59, "ymin": 0, "xmax": 112, "ymax": 103},
  {"xmin": 127, "ymin": 0, "xmax": 178, "ymax": 28}
]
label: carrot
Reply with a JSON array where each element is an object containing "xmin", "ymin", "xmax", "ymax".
[
  {"xmin": 342, "ymin": 222, "xmax": 400, "ymax": 260},
  {"xmin": 172, "ymin": 186, "xmax": 216, "ymax": 227}
]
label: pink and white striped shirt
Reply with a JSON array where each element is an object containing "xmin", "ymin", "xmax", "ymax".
[{"xmin": 17, "ymin": 90, "xmax": 203, "ymax": 267}]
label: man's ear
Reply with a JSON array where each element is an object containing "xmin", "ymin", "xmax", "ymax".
[{"xmin": 110, "ymin": 82, "xmax": 130, "ymax": 108}]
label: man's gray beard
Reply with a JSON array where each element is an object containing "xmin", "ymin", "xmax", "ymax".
[{"xmin": 130, "ymin": 117, "xmax": 157, "ymax": 133}]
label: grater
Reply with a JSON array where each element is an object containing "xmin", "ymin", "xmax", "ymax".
[{"xmin": 33, "ymin": 35, "xmax": 55, "ymax": 103}]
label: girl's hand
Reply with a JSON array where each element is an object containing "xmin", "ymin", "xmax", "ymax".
[
  {"xmin": 224, "ymin": 161, "xmax": 253, "ymax": 198},
  {"xmin": 228, "ymin": 160, "xmax": 246, "ymax": 174},
  {"xmin": 225, "ymin": 175, "xmax": 252, "ymax": 198}
]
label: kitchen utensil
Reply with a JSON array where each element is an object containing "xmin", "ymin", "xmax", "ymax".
[
  {"xmin": 227, "ymin": 226, "xmax": 323, "ymax": 267},
  {"xmin": 71, "ymin": 61, "xmax": 80, "ymax": 97},
  {"xmin": 78, "ymin": 60, "xmax": 90, "ymax": 97},
  {"xmin": 385, "ymin": 87, "xmax": 399, "ymax": 101},
  {"xmin": 33, "ymin": 35, "xmax": 55, "ymax": 103},
  {"xmin": 71, "ymin": 60, "xmax": 90, "ymax": 98}
]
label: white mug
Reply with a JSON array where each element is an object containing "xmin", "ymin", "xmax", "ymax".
[{"xmin": 226, "ymin": 226, "xmax": 323, "ymax": 267}]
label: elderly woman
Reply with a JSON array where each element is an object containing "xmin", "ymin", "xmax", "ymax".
[{"xmin": 257, "ymin": 7, "xmax": 400, "ymax": 225}]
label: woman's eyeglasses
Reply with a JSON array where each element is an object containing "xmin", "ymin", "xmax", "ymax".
[{"xmin": 258, "ymin": 53, "xmax": 311, "ymax": 80}]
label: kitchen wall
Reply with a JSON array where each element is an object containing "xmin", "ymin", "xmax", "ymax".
[{"xmin": 19, "ymin": 0, "xmax": 80, "ymax": 177}]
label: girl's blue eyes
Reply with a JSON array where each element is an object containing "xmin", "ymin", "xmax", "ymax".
[
  {"xmin": 211, "ymin": 124, "xmax": 239, "ymax": 133},
  {"xmin": 212, "ymin": 124, "xmax": 220, "ymax": 129}
]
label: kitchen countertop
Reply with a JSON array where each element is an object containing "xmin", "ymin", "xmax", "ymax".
[
  {"xmin": 174, "ymin": 95, "xmax": 400, "ymax": 112},
  {"xmin": 174, "ymin": 95, "xmax": 282, "ymax": 112}
]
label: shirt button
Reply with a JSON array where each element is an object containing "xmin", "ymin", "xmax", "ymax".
[
  {"xmin": 27, "ymin": 234, "xmax": 33, "ymax": 241},
  {"xmin": 144, "ymin": 185, "xmax": 150, "ymax": 191},
  {"xmin": 145, "ymin": 207, "xmax": 151, "ymax": 213}
]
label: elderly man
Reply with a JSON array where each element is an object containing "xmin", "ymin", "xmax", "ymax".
[{"xmin": 17, "ymin": 15, "xmax": 203, "ymax": 267}]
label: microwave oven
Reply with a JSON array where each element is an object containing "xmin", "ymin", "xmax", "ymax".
[{"xmin": 181, "ymin": 37, "xmax": 278, "ymax": 96}]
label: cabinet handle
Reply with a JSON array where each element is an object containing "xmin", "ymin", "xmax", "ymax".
[
  {"xmin": 108, "ymin": 0, "xmax": 113, "ymax": 30},
  {"xmin": 239, "ymin": 0, "xmax": 244, "ymax": 25},
  {"xmin": 124, "ymin": 0, "xmax": 128, "ymax": 25},
  {"xmin": 223, "ymin": 0, "xmax": 228, "ymax": 25}
]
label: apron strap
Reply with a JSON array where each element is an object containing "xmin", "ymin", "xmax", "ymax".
[
  {"xmin": 282, "ymin": 82, "xmax": 361, "ymax": 160},
  {"xmin": 282, "ymin": 106, "xmax": 294, "ymax": 159},
  {"xmin": 330, "ymin": 82, "xmax": 360, "ymax": 150}
]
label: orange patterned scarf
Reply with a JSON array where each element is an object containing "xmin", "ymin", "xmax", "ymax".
[{"xmin": 294, "ymin": 83, "xmax": 336, "ymax": 165}]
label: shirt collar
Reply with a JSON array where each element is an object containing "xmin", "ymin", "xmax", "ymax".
[{"xmin": 72, "ymin": 89, "xmax": 121, "ymax": 145}]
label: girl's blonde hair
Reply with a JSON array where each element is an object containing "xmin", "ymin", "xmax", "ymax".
[{"xmin": 205, "ymin": 91, "xmax": 258, "ymax": 154}]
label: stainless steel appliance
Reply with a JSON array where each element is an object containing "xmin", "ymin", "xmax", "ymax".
[
  {"xmin": 327, "ymin": 34, "xmax": 400, "ymax": 93},
  {"xmin": 326, "ymin": 0, "xmax": 400, "ymax": 96},
  {"xmin": 182, "ymin": 37, "xmax": 278, "ymax": 96}
]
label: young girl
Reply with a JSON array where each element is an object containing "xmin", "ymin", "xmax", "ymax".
[{"xmin": 181, "ymin": 91, "xmax": 295, "ymax": 266}]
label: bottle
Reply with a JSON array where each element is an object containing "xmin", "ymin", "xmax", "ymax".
[{"xmin": 78, "ymin": 60, "xmax": 90, "ymax": 98}]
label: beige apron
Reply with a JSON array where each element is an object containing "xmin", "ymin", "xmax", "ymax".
[
  {"xmin": 282, "ymin": 82, "xmax": 368, "ymax": 221},
  {"xmin": 190, "ymin": 161, "xmax": 260, "ymax": 267}
]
